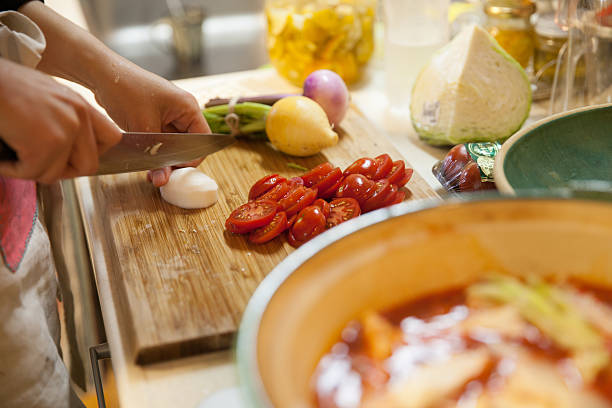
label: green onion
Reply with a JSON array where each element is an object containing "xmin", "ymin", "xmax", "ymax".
[{"xmin": 202, "ymin": 102, "xmax": 271, "ymax": 139}]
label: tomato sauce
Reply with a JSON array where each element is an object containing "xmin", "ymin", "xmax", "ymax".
[{"xmin": 313, "ymin": 282, "xmax": 612, "ymax": 408}]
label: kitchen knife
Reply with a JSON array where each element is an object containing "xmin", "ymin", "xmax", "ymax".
[{"xmin": 0, "ymin": 132, "xmax": 235, "ymax": 176}]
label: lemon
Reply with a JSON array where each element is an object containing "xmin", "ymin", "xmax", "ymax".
[{"xmin": 266, "ymin": 96, "xmax": 338, "ymax": 157}]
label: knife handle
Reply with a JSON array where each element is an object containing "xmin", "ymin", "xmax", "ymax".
[{"xmin": 0, "ymin": 139, "xmax": 17, "ymax": 161}]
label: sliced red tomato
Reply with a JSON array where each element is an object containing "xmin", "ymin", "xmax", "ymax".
[
  {"xmin": 319, "ymin": 176, "xmax": 344, "ymax": 199},
  {"xmin": 390, "ymin": 190, "xmax": 406, "ymax": 205},
  {"xmin": 287, "ymin": 213, "xmax": 298, "ymax": 228},
  {"xmin": 278, "ymin": 186, "xmax": 307, "ymax": 211},
  {"xmin": 289, "ymin": 176, "xmax": 304, "ymax": 186},
  {"xmin": 372, "ymin": 154, "xmax": 393, "ymax": 180},
  {"xmin": 379, "ymin": 184, "xmax": 398, "ymax": 208},
  {"xmin": 343, "ymin": 157, "xmax": 378, "ymax": 179},
  {"xmin": 301, "ymin": 163, "xmax": 334, "ymax": 187},
  {"xmin": 395, "ymin": 168, "xmax": 413, "ymax": 188},
  {"xmin": 249, "ymin": 211, "xmax": 287, "ymax": 244},
  {"xmin": 291, "ymin": 206, "xmax": 326, "ymax": 243},
  {"xmin": 225, "ymin": 200, "xmax": 278, "ymax": 234},
  {"xmin": 327, "ymin": 198, "xmax": 361, "ymax": 228},
  {"xmin": 286, "ymin": 187, "xmax": 317, "ymax": 216},
  {"xmin": 259, "ymin": 181, "xmax": 291, "ymax": 202},
  {"xmin": 312, "ymin": 198, "xmax": 331, "ymax": 218},
  {"xmin": 361, "ymin": 179, "xmax": 393, "ymax": 213},
  {"xmin": 313, "ymin": 167, "xmax": 342, "ymax": 195},
  {"xmin": 386, "ymin": 160, "xmax": 406, "ymax": 185},
  {"xmin": 335, "ymin": 174, "xmax": 377, "ymax": 206},
  {"xmin": 248, "ymin": 174, "xmax": 286, "ymax": 201},
  {"xmin": 286, "ymin": 228, "xmax": 305, "ymax": 248}
]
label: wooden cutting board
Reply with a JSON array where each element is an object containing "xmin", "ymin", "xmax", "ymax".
[{"xmin": 77, "ymin": 69, "xmax": 440, "ymax": 364}]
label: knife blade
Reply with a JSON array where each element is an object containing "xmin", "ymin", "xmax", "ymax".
[
  {"xmin": 96, "ymin": 132, "xmax": 235, "ymax": 175},
  {"xmin": 0, "ymin": 132, "xmax": 235, "ymax": 176}
]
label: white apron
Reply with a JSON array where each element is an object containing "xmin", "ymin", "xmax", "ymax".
[{"xmin": 0, "ymin": 10, "xmax": 75, "ymax": 408}]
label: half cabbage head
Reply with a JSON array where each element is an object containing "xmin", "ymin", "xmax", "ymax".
[{"xmin": 410, "ymin": 25, "xmax": 532, "ymax": 146}]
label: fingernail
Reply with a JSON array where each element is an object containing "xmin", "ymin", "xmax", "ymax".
[{"xmin": 151, "ymin": 169, "xmax": 167, "ymax": 187}]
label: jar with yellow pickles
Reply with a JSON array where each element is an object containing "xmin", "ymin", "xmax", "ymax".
[
  {"xmin": 484, "ymin": 0, "xmax": 536, "ymax": 69},
  {"xmin": 265, "ymin": 0, "xmax": 376, "ymax": 86}
]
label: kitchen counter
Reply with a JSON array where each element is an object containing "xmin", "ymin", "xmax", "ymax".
[
  {"xmin": 73, "ymin": 67, "xmax": 449, "ymax": 408},
  {"xmin": 74, "ymin": 66, "xmax": 549, "ymax": 408}
]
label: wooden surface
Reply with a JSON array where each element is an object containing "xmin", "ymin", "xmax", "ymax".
[{"xmin": 77, "ymin": 69, "xmax": 440, "ymax": 365}]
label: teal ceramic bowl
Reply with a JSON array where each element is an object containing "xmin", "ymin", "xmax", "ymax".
[{"xmin": 495, "ymin": 103, "xmax": 612, "ymax": 195}]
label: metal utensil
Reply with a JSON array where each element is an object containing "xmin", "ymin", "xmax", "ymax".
[{"xmin": 0, "ymin": 132, "xmax": 235, "ymax": 176}]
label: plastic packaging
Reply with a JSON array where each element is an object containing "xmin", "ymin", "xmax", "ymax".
[{"xmin": 432, "ymin": 142, "xmax": 500, "ymax": 192}]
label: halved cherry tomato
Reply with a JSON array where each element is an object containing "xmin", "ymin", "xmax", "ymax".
[
  {"xmin": 248, "ymin": 174, "xmax": 286, "ymax": 201},
  {"xmin": 386, "ymin": 160, "xmax": 406, "ymax": 185},
  {"xmin": 291, "ymin": 206, "xmax": 326, "ymax": 242},
  {"xmin": 286, "ymin": 187, "xmax": 317, "ymax": 216},
  {"xmin": 379, "ymin": 184, "xmax": 398, "ymax": 208},
  {"xmin": 259, "ymin": 181, "xmax": 291, "ymax": 202},
  {"xmin": 287, "ymin": 213, "xmax": 298, "ymax": 228},
  {"xmin": 319, "ymin": 176, "xmax": 344, "ymax": 199},
  {"xmin": 361, "ymin": 179, "xmax": 393, "ymax": 213},
  {"xmin": 312, "ymin": 198, "xmax": 331, "ymax": 218},
  {"xmin": 389, "ymin": 190, "xmax": 406, "ymax": 205},
  {"xmin": 225, "ymin": 200, "xmax": 278, "ymax": 234},
  {"xmin": 395, "ymin": 168, "xmax": 413, "ymax": 188},
  {"xmin": 286, "ymin": 228, "xmax": 305, "ymax": 248},
  {"xmin": 372, "ymin": 154, "xmax": 393, "ymax": 180},
  {"xmin": 289, "ymin": 176, "xmax": 304, "ymax": 186},
  {"xmin": 327, "ymin": 198, "xmax": 361, "ymax": 228},
  {"xmin": 301, "ymin": 163, "xmax": 334, "ymax": 187},
  {"xmin": 278, "ymin": 177, "xmax": 304, "ymax": 201},
  {"xmin": 313, "ymin": 167, "xmax": 342, "ymax": 195},
  {"xmin": 278, "ymin": 186, "xmax": 307, "ymax": 211},
  {"xmin": 335, "ymin": 174, "xmax": 377, "ymax": 206},
  {"xmin": 343, "ymin": 157, "xmax": 378, "ymax": 179},
  {"xmin": 249, "ymin": 211, "xmax": 287, "ymax": 244}
]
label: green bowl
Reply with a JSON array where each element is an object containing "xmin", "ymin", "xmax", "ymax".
[{"xmin": 495, "ymin": 103, "xmax": 612, "ymax": 195}]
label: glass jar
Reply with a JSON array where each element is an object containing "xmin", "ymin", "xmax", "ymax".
[
  {"xmin": 265, "ymin": 0, "xmax": 376, "ymax": 86},
  {"xmin": 484, "ymin": 0, "xmax": 536, "ymax": 68},
  {"xmin": 533, "ymin": 13, "xmax": 568, "ymax": 83}
]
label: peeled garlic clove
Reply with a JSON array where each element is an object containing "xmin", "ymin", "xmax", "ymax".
[{"xmin": 160, "ymin": 167, "xmax": 218, "ymax": 209}]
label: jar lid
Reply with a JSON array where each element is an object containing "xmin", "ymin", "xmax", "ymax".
[
  {"xmin": 484, "ymin": 0, "xmax": 536, "ymax": 19},
  {"xmin": 535, "ymin": 13, "xmax": 568, "ymax": 38}
]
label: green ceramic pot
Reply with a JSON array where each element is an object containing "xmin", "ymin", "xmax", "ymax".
[{"xmin": 495, "ymin": 103, "xmax": 612, "ymax": 194}]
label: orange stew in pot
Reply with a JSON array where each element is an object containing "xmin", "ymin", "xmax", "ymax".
[{"xmin": 313, "ymin": 276, "xmax": 612, "ymax": 407}]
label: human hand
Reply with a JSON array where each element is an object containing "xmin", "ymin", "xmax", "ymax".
[
  {"xmin": 0, "ymin": 59, "xmax": 121, "ymax": 184},
  {"xmin": 93, "ymin": 60, "xmax": 210, "ymax": 187}
]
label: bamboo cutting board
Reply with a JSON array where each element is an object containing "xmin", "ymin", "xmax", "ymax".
[{"xmin": 77, "ymin": 69, "xmax": 440, "ymax": 364}]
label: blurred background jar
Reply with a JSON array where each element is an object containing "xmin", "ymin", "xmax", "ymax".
[
  {"xmin": 265, "ymin": 0, "xmax": 376, "ymax": 86},
  {"xmin": 484, "ymin": 0, "xmax": 536, "ymax": 69},
  {"xmin": 550, "ymin": 0, "xmax": 612, "ymax": 112},
  {"xmin": 531, "ymin": 12, "xmax": 574, "ymax": 100}
]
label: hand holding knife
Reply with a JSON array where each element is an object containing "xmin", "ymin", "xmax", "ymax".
[{"xmin": 0, "ymin": 132, "xmax": 235, "ymax": 176}]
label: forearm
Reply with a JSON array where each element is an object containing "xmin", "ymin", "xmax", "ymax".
[{"xmin": 18, "ymin": 1, "xmax": 130, "ymax": 94}]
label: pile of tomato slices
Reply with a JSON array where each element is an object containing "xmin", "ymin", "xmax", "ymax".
[{"xmin": 225, "ymin": 154, "xmax": 413, "ymax": 247}]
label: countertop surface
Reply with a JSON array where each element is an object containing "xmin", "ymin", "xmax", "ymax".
[{"xmin": 74, "ymin": 66, "xmax": 450, "ymax": 408}]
